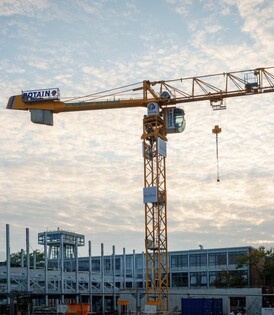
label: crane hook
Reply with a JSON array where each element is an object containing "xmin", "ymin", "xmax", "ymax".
[{"xmin": 212, "ymin": 125, "xmax": 222, "ymax": 182}]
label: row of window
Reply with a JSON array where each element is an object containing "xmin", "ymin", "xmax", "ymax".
[
  {"xmin": 171, "ymin": 270, "xmax": 248, "ymax": 287},
  {"xmin": 0, "ymin": 270, "xmax": 248, "ymax": 289},
  {"xmin": 81, "ymin": 271, "xmax": 248, "ymax": 289},
  {"xmin": 171, "ymin": 252, "xmax": 246, "ymax": 269},
  {"xmin": 56, "ymin": 250, "xmax": 247, "ymax": 273}
]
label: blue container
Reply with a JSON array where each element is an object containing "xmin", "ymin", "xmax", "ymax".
[
  {"xmin": 212, "ymin": 298, "xmax": 223, "ymax": 315},
  {"xmin": 181, "ymin": 298, "xmax": 223, "ymax": 315}
]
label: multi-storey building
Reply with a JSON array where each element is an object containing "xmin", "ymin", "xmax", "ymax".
[
  {"xmin": 72, "ymin": 246, "xmax": 257, "ymax": 289},
  {"xmin": 0, "ymin": 227, "xmax": 264, "ymax": 314}
]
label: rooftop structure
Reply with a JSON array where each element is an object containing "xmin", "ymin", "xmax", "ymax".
[{"xmin": 38, "ymin": 228, "xmax": 85, "ymax": 260}]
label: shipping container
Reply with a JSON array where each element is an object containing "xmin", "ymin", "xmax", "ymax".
[{"xmin": 181, "ymin": 298, "xmax": 223, "ymax": 315}]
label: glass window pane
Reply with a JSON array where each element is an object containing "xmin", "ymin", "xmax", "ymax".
[
  {"xmin": 171, "ymin": 272, "xmax": 188, "ymax": 287},
  {"xmin": 171, "ymin": 255, "xmax": 188, "ymax": 268},
  {"xmin": 189, "ymin": 254, "xmax": 207, "ymax": 268},
  {"xmin": 229, "ymin": 251, "xmax": 246, "ymax": 265}
]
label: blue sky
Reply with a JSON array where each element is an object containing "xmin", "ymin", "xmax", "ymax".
[{"xmin": 1, "ymin": 0, "xmax": 274, "ymax": 258}]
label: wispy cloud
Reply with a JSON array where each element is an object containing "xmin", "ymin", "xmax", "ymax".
[{"xmin": 0, "ymin": 0, "xmax": 49, "ymax": 17}]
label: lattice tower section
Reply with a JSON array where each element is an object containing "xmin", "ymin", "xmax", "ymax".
[{"xmin": 142, "ymin": 114, "xmax": 168, "ymax": 312}]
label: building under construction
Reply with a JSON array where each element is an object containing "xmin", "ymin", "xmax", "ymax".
[{"xmin": 0, "ymin": 224, "xmax": 270, "ymax": 315}]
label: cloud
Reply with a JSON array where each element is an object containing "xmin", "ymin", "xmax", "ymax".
[
  {"xmin": 75, "ymin": 0, "xmax": 101, "ymax": 15},
  {"xmin": 165, "ymin": 0, "xmax": 192, "ymax": 16},
  {"xmin": 0, "ymin": 0, "xmax": 49, "ymax": 17}
]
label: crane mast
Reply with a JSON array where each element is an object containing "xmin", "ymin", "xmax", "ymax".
[
  {"xmin": 6, "ymin": 66, "xmax": 274, "ymax": 313},
  {"xmin": 142, "ymin": 112, "xmax": 169, "ymax": 310}
]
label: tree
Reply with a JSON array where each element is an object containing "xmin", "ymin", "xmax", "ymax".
[
  {"xmin": 214, "ymin": 270, "xmax": 247, "ymax": 288},
  {"xmin": 9, "ymin": 250, "xmax": 45, "ymax": 268},
  {"xmin": 237, "ymin": 246, "xmax": 274, "ymax": 287}
]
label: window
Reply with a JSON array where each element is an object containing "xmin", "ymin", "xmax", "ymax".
[
  {"xmin": 136, "ymin": 255, "xmax": 144, "ymax": 270},
  {"xmin": 104, "ymin": 258, "xmax": 111, "ymax": 272},
  {"xmin": 78, "ymin": 259, "xmax": 89, "ymax": 271},
  {"xmin": 171, "ymin": 255, "xmax": 188, "ymax": 269},
  {"xmin": 190, "ymin": 273, "xmax": 197, "ymax": 285},
  {"xmin": 210, "ymin": 270, "xmax": 248, "ymax": 288},
  {"xmin": 209, "ymin": 271, "xmax": 217, "ymax": 286},
  {"xmin": 50, "ymin": 246, "xmax": 59, "ymax": 260},
  {"xmin": 190, "ymin": 272, "xmax": 207, "ymax": 287},
  {"xmin": 126, "ymin": 256, "xmax": 132, "ymax": 272},
  {"xmin": 65, "ymin": 245, "xmax": 74, "ymax": 258},
  {"xmin": 171, "ymin": 272, "xmax": 188, "ymax": 287},
  {"xmin": 230, "ymin": 270, "xmax": 248, "ymax": 287},
  {"xmin": 228, "ymin": 251, "xmax": 246, "ymax": 266},
  {"xmin": 189, "ymin": 254, "xmax": 207, "ymax": 269},
  {"xmin": 115, "ymin": 257, "xmax": 120, "ymax": 271},
  {"xmin": 201, "ymin": 273, "xmax": 207, "ymax": 285},
  {"xmin": 92, "ymin": 259, "xmax": 100, "ymax": 272},
  {"xmin": 208, "ymin": 252, "xmax": 227, "ymax": 268}
]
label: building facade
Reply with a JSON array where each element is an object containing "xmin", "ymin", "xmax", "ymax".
[
  {"xmin": 0, "ymin": 226, "xmax": 264, "ymax": 314},
  {"xmin": 72, "ymin": 246, "xmax": 256, "ymax": 290}
]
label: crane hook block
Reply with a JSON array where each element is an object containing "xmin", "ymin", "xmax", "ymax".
[{"xmin": 212, "ymin": 125, "xmax": 222, "ymax": 134}]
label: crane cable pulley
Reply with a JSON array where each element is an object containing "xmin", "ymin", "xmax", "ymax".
[{"xmin": 212, "ymin": 125, "xmax": 222, "ymax": 182}]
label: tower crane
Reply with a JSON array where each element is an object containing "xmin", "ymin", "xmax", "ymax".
[{"xmin": 6, "ymin": 66, "xmax": 274, "ymax": 312}]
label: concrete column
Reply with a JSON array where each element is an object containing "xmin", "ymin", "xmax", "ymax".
[
  {"xmin": 133, "ymin": 250, "xmax": 136, "ymax": 289},
  {"xmin": 26, "ymin": 228, "xmax": 30, "ymax": 292},
  {"xmin": 6, "ymin": 224, "xmax": 10, "ymax": 304},
  {"xmin": 75, "ymin": 236, "xmax": 79, "ymax": 302},
  {"xmin": 112, "ymin": 245, "xmax": 116, "ymax": 312},
  {"xmin": 187, "ymin": 251, "xmax": 190, "ymax": 288},
  {"xmin": 142, "ymin": 251, "xmax": 145, "ymax": 289},
  {"xmin": 123, "ymin": 248, "xmax": 126, "ymax": 289},
  {"xmin": 60, "ymin": 234, "xmax": 64, "ymax": 303},
  {"xmin": 89, "ymin": 241, "xmax": 92, "ymax": 312},
  {"xmin": 206, "ymin": 250, "xmax": 209, "ymax": 288},
  {"xmin": 44, "ymin": 232, "xmax": 48, "ymax": 306},
  {"xmin": 101, "ymin": 243, "xmax": 105, "ymax": 315}
]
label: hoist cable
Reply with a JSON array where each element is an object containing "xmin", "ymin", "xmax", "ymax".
[
  {"xmin": 215, "ymin": 134, "xmax": 220, "ymax": 182},
  {"xmin": 212, "ymin": 125, "xmax": 221, "ymax": 182}
]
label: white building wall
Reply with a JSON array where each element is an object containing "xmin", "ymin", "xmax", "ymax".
[{"xmin": 119, "ymin": 288, "xmax": 262, "ymax": 315}]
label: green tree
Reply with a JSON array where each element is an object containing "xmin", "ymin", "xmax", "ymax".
[
  {"xmin": 214, "ymin": 270, "xmax": 247, "ymax": 288},
  {"xmin": 9, "ymin": 250, "xmax": 44, "ymax": 268},
  {"xmin": 237, "ymin": 246, "xmax": 274, "ymax": 286}
]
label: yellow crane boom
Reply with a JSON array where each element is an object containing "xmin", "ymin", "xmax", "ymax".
[{"xmin": 7, "ymin": 67, "xmax": 274, "ymax": 114}]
